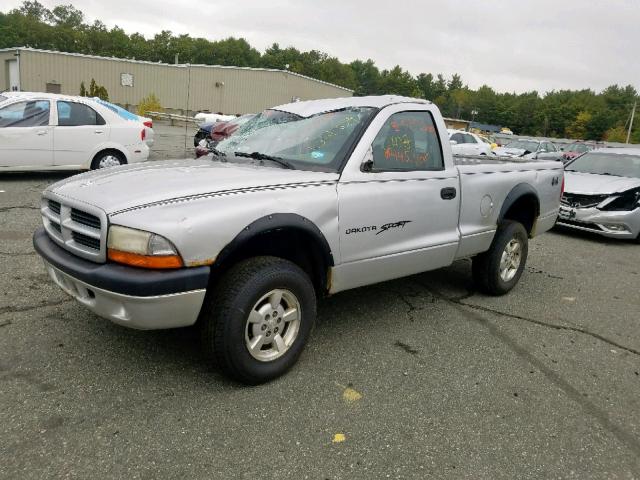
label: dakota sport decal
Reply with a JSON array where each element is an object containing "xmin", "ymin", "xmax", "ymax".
[{"xmin": 345, "ymin": 220, "xmax": 412, "ymax": 235}]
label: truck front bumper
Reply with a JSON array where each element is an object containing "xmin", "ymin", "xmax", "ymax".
[{"xmin": 33, "ymin": 227, "xmax": 209, "ymax": 330}]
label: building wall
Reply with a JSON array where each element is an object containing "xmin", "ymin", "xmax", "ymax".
[
  {"xmin": 443, "ymin": 117, "xmax": 471, "ymax": 131},
  {"xmin": 1, "ymin": 50, "xmax": 18, "ymax": 91},
  {"xmin": 6, "ymin": 48, "xmax": 352, "ymax": 114}
]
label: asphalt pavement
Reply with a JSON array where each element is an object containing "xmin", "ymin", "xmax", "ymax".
[{"xmin": 1, "ymin": 170, "xmax": 639, "ymax": 479}]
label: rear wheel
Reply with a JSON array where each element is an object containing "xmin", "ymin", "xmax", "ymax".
[
  {"xmin": 91, "ymin": 150, "xmax": 126, "ymax": 169},
  {"xmin": 199, "ymin": 256, "xmax": 316, "ymax": 384},
  {"xmin": 472, "ymin": 220, "xmax": 528, "ymax": 295}
]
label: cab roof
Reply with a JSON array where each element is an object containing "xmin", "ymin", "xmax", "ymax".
[{"xmin": 272, "ymin": 95, "xmax": 431, "ymax": 118}]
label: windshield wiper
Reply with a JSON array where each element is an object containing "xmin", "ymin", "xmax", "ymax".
[
  {"xmin": 234, "ymin": 151, "xmax": 295, "ymax": 169},
  {"xmin": 210, "ymin": 146, "xmax": 226, "ymax": 157}
]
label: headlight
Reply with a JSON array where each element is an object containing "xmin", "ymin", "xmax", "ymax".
[
  {"xmin": 107, "ymin": 225, "xmax": 183, "ymax": 269},
  {"xmin": 599, "ymin": 188, "xmax": 640, "ymax": 212}
]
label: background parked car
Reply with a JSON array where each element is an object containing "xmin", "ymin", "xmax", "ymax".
[
  {"xmin": 558, "ymin": 148, "xmax": 640, "ymax": 241},
  {"xmin": 194, "ymin": 112, "xmax": 236, "ymax": 123},
  {"xmin": 494, "ymin": 138, "xmax": 561, "ymax": 160},
  {"xmin": 562, "ymin": 141, "xmax": 595, "ymax": 162},
  {"xmin": 193, "ymin": 114, "xmax": 255, "ymax": 146},
  {"xmin": 194, "ymin": 114, "xmax": 256, "ymax": 158},
  {"xmin": 0, "ymin": 92, "xmax": 152, "ymax": 171},
  {"xmin": 448, "ymin": 129, "xmax": 494, "ymax": 155}
]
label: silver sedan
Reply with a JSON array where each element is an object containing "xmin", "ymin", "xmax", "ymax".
[{"xmin": 558, "ymin": 148, "xmax": 640, "ymax": 241}]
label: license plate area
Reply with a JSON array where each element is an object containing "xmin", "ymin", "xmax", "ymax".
[{"xmin": 559, "ymin": 206, "xmax": 576, "ymax": 220}]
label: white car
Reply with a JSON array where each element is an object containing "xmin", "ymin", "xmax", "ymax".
[
  {"xmin": 194, "ymin": 112, "xmax": 235, "ymax": 123},
  {"xmin": 448, "ymin": 129, "xmax": 494, "ymax": 156},
  {"xmin": 0, "ymin": 92, "xmax": 153, "ymax": 171}
]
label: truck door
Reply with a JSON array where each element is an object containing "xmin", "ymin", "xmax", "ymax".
[{"xmin": 333, "ymin": 105, "xmax": 461, "ymax": 292}]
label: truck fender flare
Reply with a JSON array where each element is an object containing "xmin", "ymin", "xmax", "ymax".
[
  {"xmin": 497, "ymin": 183, "xmax": 540, "ymax": 223},
  {"xmin": 216, "ymin": 213, "xmax": 335, "ymax": 268}
]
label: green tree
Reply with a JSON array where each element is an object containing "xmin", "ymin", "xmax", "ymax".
[
  {"xmin": 378, "ymin": 66, "xmax": 419, "ymax": 97},
  {"xmin": 605, "ymin": 126, "xmax": 627, "ymax": 142},
  {"xmin": 87, "ymin": 78, "xmax": 108, "ymax": 100},
  {"xmin": 565, "ymin": 111, "xmax": 592, "ymax": 139},
  {"xmin": 137, "ymin": 93, "xmax": 162, "ymax": 116},
  {"xmin": 350, "ymin": 59, "xmax": 381, "ymax": 96}
]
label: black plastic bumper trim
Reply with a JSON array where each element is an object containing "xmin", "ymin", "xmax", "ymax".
[{"xmin": 33, "ymin": 227, "xmax": 210, "ymax": 297}]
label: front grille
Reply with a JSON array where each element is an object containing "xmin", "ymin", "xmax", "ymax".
[
  {"xmin": 41, "ymin": 195, "xmax": 106, "ymax": 262},
  {"xmin": 71, "ymin": 208, "xmax": 101, "ymax": 229},
  {"xmin": 561, "ymin": 193, "xmax": 609, "ymax": 208},
  {"xmin": 71, "ymin": 231, "xmax": 101, "ymax": 250},
  {"xmin": 48, "ymin": 200, "xmax": 61, "ymax": 215}
]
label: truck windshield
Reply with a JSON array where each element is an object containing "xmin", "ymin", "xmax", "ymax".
[
  {"xmin": 566, "ymin": 152, "xmax": 640, "ymax": 179},
  {"xmin": 215, "ymin": 107, "xmax": 376, "ymax": 171}
]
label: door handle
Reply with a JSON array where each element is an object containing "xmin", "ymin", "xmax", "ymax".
[
  {"xmin": 94, "ymin": 130, "xmax": 104, "ymax": 134},
  {"xmin": 440, "ymin": 187, "xmax": 457, "ymax": 200},
  {"xmin": 36, "ymin": 130, "xmax": 47, "ymax": 136}
]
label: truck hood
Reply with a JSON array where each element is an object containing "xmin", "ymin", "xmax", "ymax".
[
  {"xmin": 48, "ymin": 159, "xmax": 339, "ymax": 215},
  {"xmin": 564, "ymin": 171, "xmax": 640, "ymax": 195}
]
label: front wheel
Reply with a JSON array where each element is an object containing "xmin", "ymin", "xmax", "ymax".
[
  {"xmin": 199, "ymin": 256, "xmax": 316, "ymax": 384},
  {"xmin": 472, "ymin": 220, "xmax": 529, "ymax": 295}
]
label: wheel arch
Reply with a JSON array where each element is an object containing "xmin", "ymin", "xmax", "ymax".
[
  {"xmin": 211, "ymin": 213, "xmax": 335, "ymax": 295},
  {"xmin": 498, "ymin": 183, "xmax": 540, "ymax": 237}
]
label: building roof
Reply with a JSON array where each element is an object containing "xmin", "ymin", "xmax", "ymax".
[
  {"xmin": 470, "ymin": 121, "xmax": 502, "ymax": 133},
  {"xmin": 0, "ymin": 47, "xmax": 353, "ymax": 93},
  {"xmin": 273, "ymin": 95, "xmax": 430, "ymax": 117}
]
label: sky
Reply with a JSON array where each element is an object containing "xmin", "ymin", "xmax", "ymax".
[{"xmin": 5, "ymin": 0, "xmax": 639, "ymax": 94}]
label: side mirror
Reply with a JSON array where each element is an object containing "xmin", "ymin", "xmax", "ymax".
[
  {"xmin": 450, "ymin": 140, "xmax": 458, "ymax": 145},
  {"xmin": 362, "ymin": 146, "xmax": 374, "ymax": 172}
]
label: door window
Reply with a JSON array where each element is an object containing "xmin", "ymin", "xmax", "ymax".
[
  {"xmin": 57, "ymin": 101, "xmax": 105, "ymax": 126},
  {"xmin": 463, "ymin": 133, "xmax": 477, "ymax": 144},
  {"xmin": 371, "ymin": 111, "xmax": 444, "ymax": 171},
  {"xmin": 450, "ymin": 132, "xmax": 466, "ymax": 144},
  {"xmin": 0, "ymin": 100, "xmax": 50, "ymax": 128}
]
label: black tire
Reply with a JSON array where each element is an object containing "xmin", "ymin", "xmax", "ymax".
[
  {"xmin": 199, "ymin": 256, "xmax": 316, "ymax": 384},
  {"xmin": 472, "ymin": 220, "xmax": 529, "ymax": 295},
  {"xmin": 194, "ymin": 131, "xmax": 207, "ymax": 147},
  {"xmin": 91, "ymin": 150, "xmax": 126, "ymax": 170}
]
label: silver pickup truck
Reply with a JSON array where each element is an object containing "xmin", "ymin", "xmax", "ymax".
[{"xmin": 33, "ymin": 95, "xmax": 563, "ymax": 383}]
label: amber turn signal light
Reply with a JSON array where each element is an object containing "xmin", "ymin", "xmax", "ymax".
[{"xmin": 107, "ymin": 248, "xmax": 183, "ymax": 269}]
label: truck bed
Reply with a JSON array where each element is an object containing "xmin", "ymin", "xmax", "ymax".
[
  {"xmin": 453, "ymin": 153, "xmax": 554, "ymax": 166},
  {"xmin": 452, "ymin": 154, "xmax": 563, "ymax": 259}
]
